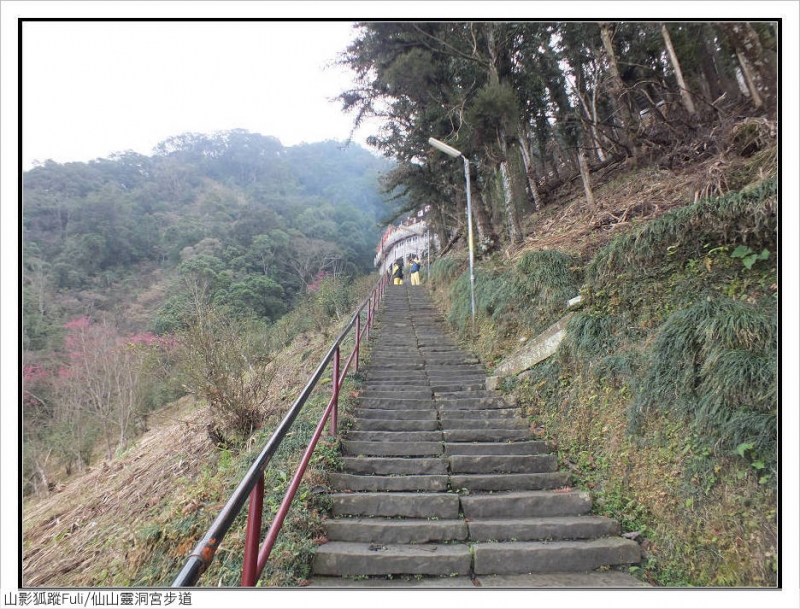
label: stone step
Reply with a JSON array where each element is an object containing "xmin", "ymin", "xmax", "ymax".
[
  {"xmin": 354, "ymin": 408, "xmax": 437, "ymax": 421},
  {"xmin": 354, "ymin": 419, "xmax": 439, "ymax": 432},
  {"xmin": 466, "ymin": 516, "xmax": 620, "ymax": 542},
  {"xmin": 329, "ymin": 472, "xmax": 449, "ymax": 492},
  {"xmin": 366, "ymin": 363, "xmax": 426, "ymax": 372},
  {"xmin": 430, "ymin": 382, "xmax": 486, "ymax": 393},
  {"xmin": 435, "ymin": 397, "xmax": 511, "ymax": 409},
  {"xmin": 340, "ymin": 456, "xmax": 448, "ymax": 476},
  {"xmin": 308, "ymin": 572, "xmax": 649, "ymax": 588},
  {"xmin": 445, "ymin": 441, "xmax": 554, "ymax": 456},
  {"xmin": 362, "ymin": 389, "xmax": 433, "ymax": 400},
  {"xmin": 312, "ymin": 542, "xmax": 472, "ymax": 577},
  {"xmin": 362, "ymin": 380, "xmax": 430, "ymax": 388},
  {"xmin": 451, "ymin": 471, "xmax": 571, "ymax": 492},
  {"xmin": 357, "ymin": 398, "xmax": 435, "ymax": 409},
  {"xmin": 471, "ymin": 538, "xmax": 642, "ymax": 575},
  {"xmin": 345, "ymin": 431, "xmax": 442, "ymax": 442},
  {"xmin": 435, "ymin": 390, "xmax": 500, "ymax": 400},
  {"xmin": 444, "ymin": 429, "xmax": 533, "ymax": 442},
  {"xmin": 439, "ymin": 417, "xmax": 528, "ymax": 430},
  {"xmin": 324, "ymin": 518, "xmax": 468, "ymax": 543},
  {"xmin": 342, "ymin": 441, "xmax": 443, "ymax": 457},
  {"xmin": 460, "ymin": 490, "xmax": 592, "ymax": 519},
  {"xmin": 438, "ymin": 408, "xmax": 520, "ymax": 420},
  {"xmin": 426, "ymin": 370, "xmax": 486, "ymax": 378},
  {"xmin": 367, "ymin": 352, "xmax": 422, "ymax": 360},
  {"xmin": 449, "ymin": 454, "xmax": 557, "ymax": 474},
  {"xmin": 330, "ymin": 492, "xmax": 460, "ymax": 518},
  {"xmin": 425, "ymin": 365, "xmax": 485, "ymax": 374},
  {"xmin": 422, "ymin": 358, "xmax": 482, "ymax": 366}
]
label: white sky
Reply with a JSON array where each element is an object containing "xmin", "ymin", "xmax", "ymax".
[
  {"xmin": 3, "ymin": 2, "xmax": 800, "ymax": 608},
  {"xmin": 20, "ymin": 19, "xmax": 369, "ymax": 168}
]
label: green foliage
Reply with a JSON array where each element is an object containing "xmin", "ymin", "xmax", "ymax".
[
  {"xmin": 442, "ymin": 250, "xmax": 581, "ymax": 344},
  {"xmin": 428, "ymin": 255, "xmax": 465, "ymax": 286},
  {"xmin": 631, "ymin": 296, "xmax": 776, "ymax": 463},
  {"xmin": 587, "ymin": 178, "xmax": 777, "ymax": 287},
  {"xmin": 730, "ymin": 245, "xmax": 770, "ymax": 270},
  {"xmin": 466, "ymin": 82, "xmax": 520, "ymax": 147},
  {"xmin": 23, "ymin": 132, "xmax": 392, "ymax": 336}
]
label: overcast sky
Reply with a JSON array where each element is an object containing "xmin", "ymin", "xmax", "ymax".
[{"xmin": 20, "ymin": 19, "xmax": 370, "ymax": 168}]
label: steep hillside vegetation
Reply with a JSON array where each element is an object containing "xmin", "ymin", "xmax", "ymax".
[
  {"xmin": 22, "ymin": 132, "xmax": 394, "ymax": 492},
  {"xmin": 425, "ymin": 120, "xmax": 777, "ymax": 587}
]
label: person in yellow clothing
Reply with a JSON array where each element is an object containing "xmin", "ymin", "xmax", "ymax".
[
  {"xmin": 409, "ymin": 254, "xmax": 421, "ymax": 286},
  {"xmin": 391, "ymin": 259, "xmax": 404, "ymax": 285}
]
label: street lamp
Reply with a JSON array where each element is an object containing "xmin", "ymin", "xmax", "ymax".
[{"xmin": 429, "ymin": 137, "xmax": 476, "ymax": 329}]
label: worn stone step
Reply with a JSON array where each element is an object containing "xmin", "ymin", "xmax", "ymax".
[
  {"xmin": 471, "ymin": 537, "xmax": 642, "ymax": 575},
  {"xmin": 362, "ymin": 389, "xmax": 433, "ymax": 400},
  {"xmin": 445, "ymin": 441, "xmax": 554, "ymax": 456},
  {"xmin": 444, "ymin": 429, "xmax": 532, "ymax": 443},
  {"xmin": 367, "ymin": 361, "xmax": 426, "ymax": 370},
  {"xmin": 425, "ymin": 366, "xmax": 484, "ymax": 375},
  {"xmin": 324, "ymin": 518, "xmax": 468, "ymax": 543},
  {"xmin": 426, "ymin": 371, "xmax": 486, "ymax": 379},
  {"xmin": 423, "ymin": 358, "xmax": 481, "ymax": 366},
  {"xmin": 435, "ymin": 390, "xmax": 500, "ymax": 400},
  {"xmin": 466, "ymin": 516, "xmax": 620, "ymax": 542},
  {"xmin": 354, "ymin": 419, "xmax": 439, "ymax": 432},
  {"xmin": 358, "ymin": 398, "xmax": 435, "ymax": 409},
  {"xmin": 308, "ymin": 571, "xmax": 648, "ymax": 588},
  {"xmin": 345, "ymin": 430, "xmax": 442, "ymax": 442},
  {"xmin": 435, "ymin": 397, "xmax": 511, "ymax": 409},
  {"xmin": 361, "ymin": 382, "xmax": 430, "ymax": 391},
  {"xmin": 342, "ymin": 440, "xmax": 443, "ymax": 457},
  {"xmin": 430, "ymin": 382, "xmax": 486, "ymax": 393},
  {"xmin": 449, "ymin": 454, "xmax": 557, "ymax": 474},
  {"xmin": 354, "ymin": 408, "xmax": 437, "ymax": 421},
  {"xmin": 451, "ymin": 471, "xmax": 571, "ymax": 492},
  {"xmin": 438, "ymin": 408, "xmax": 520, "ymax": 420},
  {"xmin": 340, "ymin": 456, "xmax": 448, "ymax": 476},
  {"xmin": 331, "ymin": 492, "xmax": 460, "ymax": 518},
  {"xmin": 439, "ymin": 417, "xmax": 528, "ymax": 430},
  {"xmin": 329, "ymin": 472, "xmax": 449, "ymax": 492},
  {"xmin": 364, "ymin": 357, "xmax": 423, "ymax": 365},
  {"xmin": 312, "ymin": 542, "xmax": 472, "ymax": 577},
  {"xmin": 460, "ymin": 490, "xmax": 592, "ymax": 519}
]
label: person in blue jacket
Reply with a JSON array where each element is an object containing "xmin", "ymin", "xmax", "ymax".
[{"xmin": 408, "ymin": 254, "xmax": 421, "ymax": 286}]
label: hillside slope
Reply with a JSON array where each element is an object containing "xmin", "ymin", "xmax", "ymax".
[{"xmin": 20, "ymin": 117, "xmax": 778, "ymax": 588}]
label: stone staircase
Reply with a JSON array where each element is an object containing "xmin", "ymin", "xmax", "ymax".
[{"xmin": 310, "ymin": 284, "xmax": 646, "ymax": 587}]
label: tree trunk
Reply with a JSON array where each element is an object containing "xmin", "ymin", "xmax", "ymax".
[
  {"xmin": 720, "ymin": 22, "xmax": 776, "ymax": 112},
  {"xmin": 517, "ymin": 129, "xmax": 542, "ymax": 212},
  {"xmin": 577, "ymin": 144, "xmax": 596, "ymax": 210},
  {"xmin": 737, "ymin": 50, "xmax": 764, "ymax": 109},
  {"xmin": 661, "ymin": 24, "xmax": 697, "ymax": 117},
  {"xmin": 598, "ymin": 22, "xmax": 635, "ymax": 160},
  {"xmin": 469, "ymin": 168, "xmax": 498, "ymax": 249},
  {"xmin": 698, "ymin": 25, "xmax": 725, "ymax": 102},
  {"xmin": 498, "ymin": 159, "xmax": 524, "ymax": 244}
]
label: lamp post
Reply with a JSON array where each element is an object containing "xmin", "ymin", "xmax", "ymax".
[{"xmin": 429, "ymin": 137, "xmax": 476, "ymax": 329}]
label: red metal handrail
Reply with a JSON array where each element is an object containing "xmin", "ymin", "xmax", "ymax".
[{"xmin": 172, "ymin": 273, "xmax": 388, "ymax": 587}]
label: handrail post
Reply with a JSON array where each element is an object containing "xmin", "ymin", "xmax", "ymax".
[
  {"xmin": 366, "ymin": 297, "xmax": 372, "ymax": 342},
  {"xmin": 354, "ymin": 314, "xmax": 361, "ymax": 374},
  {"xmin": 241, "ymin": 474, "xmax": 265, "ymax": 586},
  {"xmin": 330, "ymin": 347, "xmax": 340, "ymax": 436}
]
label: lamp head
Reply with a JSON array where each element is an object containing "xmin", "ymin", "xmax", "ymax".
[{"xmin": 428, "ymin": 137, "xmax": 462, "ymax": 159}]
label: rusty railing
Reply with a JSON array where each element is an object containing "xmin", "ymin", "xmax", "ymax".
[{"xmin": 172, "ymin": 273, "xmax": 388, "ymax": 587}]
